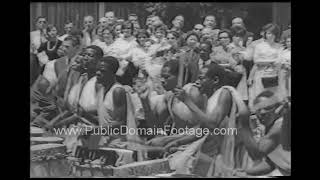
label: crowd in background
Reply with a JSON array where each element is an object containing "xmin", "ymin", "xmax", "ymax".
[{"xmin": 30, "ymin": 10, "xmax": 291, "ymax": 177}]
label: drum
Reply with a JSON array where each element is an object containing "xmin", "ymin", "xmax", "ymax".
[
  {"xmin": 30, "ymin": 126, "xmax": 44, "ymax": 137},
  {"xmin": 31, "ymin": 137, "xmax": 64, "ymax": 145},
  {"xmin": 30, "ymin": 143, "xmax": 71, "ymax": 177},
  {"xmin": 69, "ymin": 146, "xmax": 137, "ymax": 177}
]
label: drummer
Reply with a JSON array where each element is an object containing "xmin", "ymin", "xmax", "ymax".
[
  {"xmin": 77, "ymin": 56, "xmax": 143, "ymax": 151},
  {"xmin": 235, "ymin": 91, "xmax": 291, "ymax": 176},
  {"xmin": 47, "ymin": 45, "xmax": 104, "ymax": 128}
]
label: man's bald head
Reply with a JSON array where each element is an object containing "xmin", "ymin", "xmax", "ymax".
[{"xmin": 232, "ymin": 17, "xmax": 244, "ymax": 27}]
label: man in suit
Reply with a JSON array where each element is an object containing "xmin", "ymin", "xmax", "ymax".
[
  {"xmin": 31, "ymin": 35, "xmax": 82, "ymax": 124},
  {"xmin": 42, "ymin": 35, "xmax": 82, "ymax": 86}
]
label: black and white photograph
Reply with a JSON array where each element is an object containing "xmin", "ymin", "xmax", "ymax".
[{"xmin": 30, "ymin": 2, "xmax": 291, "ymax": 178}]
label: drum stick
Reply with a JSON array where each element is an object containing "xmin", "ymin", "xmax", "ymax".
[
  {"xmin": 48, "ymin": 111, "xmax": 69, "ymax": 127},
  {"xmin": 177, "ymin": 55, "xmax": 184, "ymax": 88}
]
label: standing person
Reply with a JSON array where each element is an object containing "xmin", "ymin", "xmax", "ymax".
[
  {"xmin": 31, "ymin": 16, "xmax": 48, "ymax": 53},
  {"xmin": 197, "ymin": 41, "xmax": 215, "ymax": 75},
  {"xmin": 229, "ymin": 25, "xmax": 249, "ymax": 103},
  {"xmin": 236, "ymin": 91, "xmax": 291, "ymax": 176},
  {"xmin": 105, "ymin": 11, "xmax": 116, "ymax": 27},
  {"xmin": 145, "ymin": 15, "xmax": 155, "ymax": 36},
  {"xmin": 246, "ymin": 23, "xmax": 283, "ymax": 110},
  {"xmin": 231, "ymin": 17, "xmax": 253, "ymax": 40},
  {"xmin": 82, "ymin": 15, "xmax": 96, "ymax": 47},
  {"xmin": 192, "ymin": 24, "xmax": 204, "ymax": 36},
  {"xmin": 211, "ymin": 30, "xmax": 237, "ymax": 67},
  {"xmin": 170, "ymin": 15, "xmax": 185, "ymax": 37},
  {"xmin": 178, "ymin": 32, "xmax": 201, "ymax": 86},
  {"xmin": 112, "ymin": 22, "xmax": 123, "ymax": 40},
  {"xmin": 58, "ymin": 21, "xmax": 73, "ymax": 41},
  {"xmin": 278, "ymin": 35, "xmax": 291, "ymax": 100},
  {"xmin": 91, "ymin": 26, "xmax": 105, "ymax": 47},
  {"xmin": 202, "ymin": 15, "xmax": 220, "ymax": 46},
  {"xmin": 41, "ymin": 35, "xmax": 82, "ymax": 86},
  {"xmin": 99, "ymin": 27, "xmax": 116, "ymax": 55},
  {"xmin": 111, "ymin": 21, "xmax": 139, "ymax": 87},
  {"xmin": 98, "ymin": 17, "xmax": 108, "ymax": 29},
  {"xmin": 37, "ymin": 24, "xmax": 63, "ymax": 63}
]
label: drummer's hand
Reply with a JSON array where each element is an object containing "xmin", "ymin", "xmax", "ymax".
[
  {"xmin": 232, "ymin": 169, "xmax": 247, "ymax": 177},
  {"xmin": 164, "ymin": 141, "xmax": 179, "ymax": 152},
  {"xmin": 174, "ymin": 88, "xmax": 189, "ymax": 102},
  {"xmin": 247, "ymin": 78, "xmax": 253, "ymax": 86}
]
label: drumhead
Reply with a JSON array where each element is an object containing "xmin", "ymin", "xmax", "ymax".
[
  {"xmin": 30, "ymin": 126, "xmax": 44, "ymax": 134},
  {"xmin": 31, "ymin": 143, "xmax": 65, "ymax": 151},
  {"xmin": 31, "ymin": 137, "xmax": 63, "ymax": 143}
]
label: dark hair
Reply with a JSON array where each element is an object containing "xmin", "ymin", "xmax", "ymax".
[
  {"xmin": 263, "ymin": 23, "xmax": 280, "ymax": 42},
  {"xmin": 205, "ymin": 63, "xmax": 226, "ymax": 83},
  {"xmin": 64, "ymin": 35, "xmax": 81, "ymax": 47},
  {"xmin": 69, "ymin": 29, "xmax": 83, "ymax": 38},
  {"xmin": 244, "ymin": 32, "xmax": 254, "ymax": 47},
  {"xmin": 99, "ymin": 56, "xmax": 119, "ymax": 74},
  {"xmin": 155, "ymin": 25, "xmax": 168, "ymax": 35},
  {"xmin": 35, "ymin": 16, "xmax": 46, "ymax": 23},
  {"xmin": 163, "ymin": 59, "xmax": 179, "ymax": 76},
  {"xmin": 46, "ymin": 24, "xmax": 57, "ymax": 34},
  {"xmin": 112, "ymin": 22, "xmax": 123, "ymax": 32},
  {"xmin": 200, "ymin": 41, "xmax": 213, "ymax": 52},
  {"xmin": 84, "ymin": 15, "xmax": 94, "ymax": 20},
  {"xmin": 167, "ymin": 30, "xmax": 180, "ymax": 39},
  {"xmin": 86, "ymin": 45, "xmax": 104, "ymax": 59},
  {"xmin": 185, "ymin": 31, "xmax": 200, "ymax": 42},
  {"xmin": 218, "ymin": 29, "xmax": 232, "ymax": 41},
  {"xmin": 102, "ymin": 27, "xmax": 116, "ymax": 39},
  {"xmin": 230, "ymin": 25, "xmax": 247, "ymax": 38},
  {"xmin": 128, "ymin": 13, "xmax": 137, "ymax": 17},
  {"xmin": 65, "ymin": 21, "xmax": 73, "ymax": 25},
  {"xmin": 121, "ymin": 21, "xmax": 134, "ymax": 34},
  {"xmin": 253, "ymin": 90, "xmax": 276, "ymax": 105},
  {"xmin": 135, "ymin": 29, "xmax": 150, "ymax": 39}
]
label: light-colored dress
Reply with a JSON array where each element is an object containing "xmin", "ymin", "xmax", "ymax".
[
  {"xmin": 278, "ymin": 49, "xmax": 291, "ymax": 100},
  {"xmin": 247, "ymin": 41, "xmax": 283, "ymax": 109}
]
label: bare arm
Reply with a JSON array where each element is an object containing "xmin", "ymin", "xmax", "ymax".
[
  {"xmin": 184, "ymin": 89, "xmax": 232, "ymax": 129},
  {"xmin": 110, "ymin": 87, "xmax": 127, "ymax": 127},
  {"xmin": 238, "ymin": 115, "xmax": 281, "ymax": 160}
]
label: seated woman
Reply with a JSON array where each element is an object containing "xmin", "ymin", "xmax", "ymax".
[
  {"xmin": 110, "ymin": 21, "xmax": 139, "ymax": 87},
  {"xmin": 37, "ymin": 24, "xmax": 63, "ymax": 65}
]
